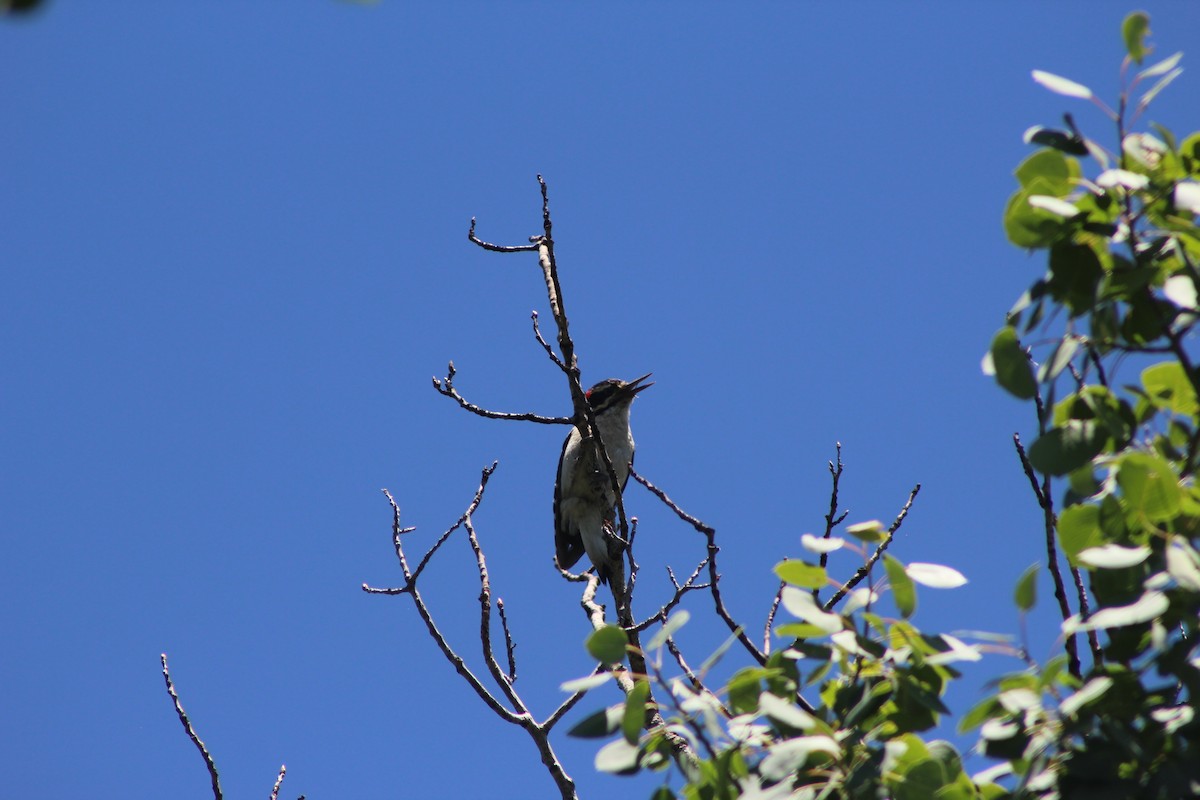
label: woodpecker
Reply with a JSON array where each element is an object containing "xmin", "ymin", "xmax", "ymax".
[{"xmin": 554, "ymin": 373, "xmax": 653, "ymax": 585}]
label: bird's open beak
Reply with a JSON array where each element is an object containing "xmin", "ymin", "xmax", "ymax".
[{"xmin": 626, "ymin": 372, "xmax": 654, "ymax": 395}]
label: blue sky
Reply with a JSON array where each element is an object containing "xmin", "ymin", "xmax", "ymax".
[{"xmin": 3, "ymin": 3, "xmax": 1199, "ymax": 798}]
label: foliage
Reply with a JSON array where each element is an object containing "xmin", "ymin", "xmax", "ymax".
[{"xmin": 577, "ymin": 14, "xmax": 1200, "ymax": 800}]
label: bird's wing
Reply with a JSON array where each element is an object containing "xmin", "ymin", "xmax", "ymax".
[{"xmin": 554, "ymin": 431, "xmax": 585, "ymax": 570}]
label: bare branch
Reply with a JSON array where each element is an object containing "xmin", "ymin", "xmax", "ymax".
[
  {"xmin": 160, "ymin": 654, "xmax": 222, "ymax": 800},
  {"xmin": 763, "ymin": 580, "xmax": 785, "ymax": 656},
  {"xmin": 822, "ymin": 484, "xmax": 921, "ymax": 611},
  {"xmin": 1013, "ymin": 433, "xmax": 1082, "ymax": 679},
  {"xmin": 531, "ymin": 311, "xmax": 568, "ymax": 371},
  {"xmin": 269, "ymin": 765, "xmax": 286, "ymax": 800},
  {"xmin": 496, "ymin": 598, "xmax": 518, "ymax": 684},
  {"xmin": 433, "ymin": 362, "xmax": 570, "ymax": 425},
  {"xmin": 369, "ymin": 470, "xmax": 522, "ymax": 724},
  {"xmin": 464, "ymin": 514, "xmax": 527, "ymax": 711},
  {"xmin": 815, "ymin": 442, "xmax": 848, "ymax": 603},
  {"xmin": 631, "ymin": 559, "xmax": 711, "ymax": 633},
  {"xmin": 468, "ymin": 216, "xmax": 540, "ymax": 252}
]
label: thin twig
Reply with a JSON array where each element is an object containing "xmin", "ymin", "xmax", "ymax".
[
  {"xmin": 464, "ymin": 513, "xmax": 526, "ymax": 710},
  {"xmin": 815, "ymin": 443, "xmax": 848, "ymax": 603},
  {"xmin": 1013, "ymin": 434, "xmax": 1082, "ymax": 679},
  {"xmin": 269, "ymin": 765, "xmax": 286, "ymax": 800},
  {"xmin": 433, "ymin": 362, "xmax": 570, "ymax": 425},
  {"xmin": 160, "ymin": 654, "xmax": 223, "ymax": 800},
  {"xmin": 763, "ymin": 580, "xmax": 785, "ymax": 656},
  {"xmin": 496, "ymin": 598, "xmax": 518, "ymax": 684},
  {"xmin": 822, "ymin": 484, "xmax": 921, "ymax": 611},
  {"xmin": 468, "ymin": 217, "xmax": 540, "ymax": 252},
  {"xmin": 631, "ymin": 559, "xmax": 711, "ymax": 633},
  {"xmin": 531, "ymin": 311, "xmax": 568, "ymax": 371},
  {"xmin": 629, "ymin": 467, "xmax": 773, "ymax": 672}
]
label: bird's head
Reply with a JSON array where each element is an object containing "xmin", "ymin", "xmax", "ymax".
[{"xmin": 585, "ymin": 372, "xmax": 653, "ymax": 413}]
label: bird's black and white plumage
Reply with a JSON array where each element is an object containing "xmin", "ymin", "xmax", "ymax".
[{"xmin": 554, "ymin": 373, "xmax": 652, "ymax": 585}]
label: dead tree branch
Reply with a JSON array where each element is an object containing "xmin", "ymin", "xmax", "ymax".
[
  {"xmin": 1013, "ymin": 433, "xmax": 1083, "ymax": 679},
  {"xmin": 160, "ymin": 654, "xmax": 223, "ymax": 800},
  {"xmin": 432, "ymin": 361, "xmax": 570, "ymax": 425},
  {"xmin": 821, "ymin": 484, "xmax": 921, "ymax": 612}
]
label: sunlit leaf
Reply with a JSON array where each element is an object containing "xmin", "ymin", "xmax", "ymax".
[
  {"xmin": 1059, "ymin": 676, "xmax": 1113, "ymax": 717},
  {"xmin": 1163, "ymin": 275, "xmax": 1199, "ymax": 310},
  {"xmin": 1028, "ymin": 195, "xmax": 1080, "ymax": 217},
  {"xmin": 1166, "ymin": 539, "xmax": 1200, "ymax": 591},
  {"xmin": 780, "ymin": 588, "xmax": 844, "ymax": 634},
  {"xmin": 1139, "ymin": 67, "xmax": 1184, "ymax": 109},
  {"xmin": 1077, "ymin": 543, "xmax": 1151, "ymax": 569},
  {"xmin": 758, "ymin": 691, "xmax": 817, "ymax": 731},
  {"xmin": 842, "ymin": 587, "xmax": 879, "ymax": 615},
  {"xmin": 845, "ymin": 520, "xmax": 886, "ymax": 542},
  {"xmin": 594, "ymin": 737, "xmax": 640, "ymax": 774},
  {"xmin": 759, "ymin": 736, "xmax": 840, "ymax": 782},
  {"xmin": 1095, "ymin": 169, "xmax": 1150, "ymax": 191},
  {"xmin": 801, "ymin": 533, "xmax": 845, "ymax": 554},
  {"xmin": 561, "ymin": 672, "xmax": 614, "ymax": 693},
  {"xmin": 1124, "ymin": 133, "xmax": 1167, "ymax": 169},
  {"xmin": 906, "ymin": 562, "xmax": 968, "ymax": 588},
  {"xmin": 1031, "ymin": 70, "xmax": 1093, "ymax": 99},
  {"xmin": 1062, "ymin": 590, "xmax": 1169, "ymax": 633},
  {"xmin": 1175, "ymin": 182, "xmax": 1200, "ymax": 215},
  {"xmin": 1138, "ymin": 51, "xmax": 1183, "ymax": 80}
]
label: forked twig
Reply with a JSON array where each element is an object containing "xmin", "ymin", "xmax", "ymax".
[{"xmin": 821, "ymin": 484, "xmax": 921, "ymax": 612}]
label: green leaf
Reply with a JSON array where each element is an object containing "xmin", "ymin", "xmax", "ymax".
[
  {"xmin": 1115, "ymin": 451, "xmax": 1182, "ymax": 524},
  {"xmin": 1004, "ymin": 188, "xmax": 1070, "ymax": 249},
  {"xmin": 774, "ymin": 559, "xmax": 827, "ymax": 589},
  {"xmin": 567, "ymin": 705, "xmax": 623, "ymax": 738},
  {"xmin": 586, "ymin": 625, "xmax": 628, "ymax": 665},
  {"xmin": 1122, "ymin": 11, "xmax": 1151, "ymax": 65},
  {"xmin": 845, "ymin": 520, "xmax": 886, "ymax": 542},
  {"xmin": 1047, "ymin": 243, "xmax": 1102, "ymax": 316},
  {"xmin": 1058, "ymin": 504, "xmax": 1105, "ymax": 565},
  {"xmin": 885, "ymin": 555, "xmax": 917, "ymax": 619},
  {"xmin": 649, "ymin": 787, "xmax": 677, "ymax": 800},
  {"xmin": 621, "ymin": 679, "xmax": 650, "ymax": 744},
  {"xmin": 1014, "ymin": 563, "xmax": 1038, "ymax": 611},
  {"xmin": 989, "ymin": 327, "xmax": 1037, "ymax": 399},
  {"xmin": 1014, "ymin": 149, "xmax": 1080, "ymax": 194},
  {"xmin": 1181, "ymin": 132, "xmax": 1200, "ymax": 176},
  {"xmin": 726, "ymin": 668, "xmax": 767, "ymax": 715},
  {"xmin": 1142, "ymin": 362, "xmax": 1199, "ymax": 416},
  {"xmin": 1028, "ymin": 420, "xmax": 1105, "ymax": 475}
]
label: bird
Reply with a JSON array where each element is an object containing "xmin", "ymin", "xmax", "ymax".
[{"xmin": 554, "ymin": 373, "xmax": 653, "ymax": 586}]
